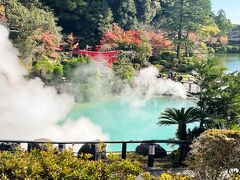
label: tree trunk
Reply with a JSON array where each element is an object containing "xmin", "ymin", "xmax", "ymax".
[
  {"xmin": 176, "ymin": 0, "xmax": 184, "ymax": 63},
  {"xmin": 185, "ymin": 31, "xmax": 190, "ymax": 57},
  {"xmin": 178, "ymin": 123, "xmax": 187, "ymax": 166}
]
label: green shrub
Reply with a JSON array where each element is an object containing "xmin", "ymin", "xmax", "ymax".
[
  {"xmin": 171, "ymin": 58, "xmax": 179, "ymax": 65},
  {"xmin": 53, "ymin": 64, "xmax": 63, "ymax": 78},
  {"xmin": 208, "ymin": 47, "xmax": 215, "ymax": 54},
  {"xmin": 113, "ymin": 58, "xmax": 135, "ymax": 84},
  {"xmin": 149, "ymin": 56, "xmax": 160, "ymax": 63},
  {"xmin": 141, "ymin": 172, "xmax": 191, "ymax": 180},
  {"xmin": 133, "ymin": 63, "xmax": 141, "ymax": 70},
  {"xmin": 226, "ymin": 45, "xmax": 233, "ymax": 52},
  {"xmin": 231, "ymin": 46, "xmax": 240, "ymax": 53},
  {"xmin": 31, "ymin": 60, "xmax": 54, "ymax": 80},
  {"xmin": 63, "ymin": 55, "xmax": 91, "ymax": 79},
  {"xmin": 215, "ymin": 46, "xmax": 227, "ymax": 53},
  {"xmin": 32, "ymin": 60, "xmax": 64, "ymax": 81},
  {"xmin": 186, "ymin": 129, "xmax": 240, "ymax": 180},
  {"xmin": 160, "ymin": 51, "xmax": 177, "ymax": 61},
  {"xmin": 159, "ymin": 60, "xmax": 169, "ymax": 67},
  {"xmin": 0, "ymin": 147, "xmax": 143, "ymax": 179},
  {"xmin": 155, "ymin": 64, "xmax": 163, "ymax": 71},
  {"xmin": 68, "ymin": 55, "xmax": 90, "ymax": 68},
  {"xmin": 178, "ymin": 64, "xmax": 189, "ymax": 72},
  {"xmin": 226, "ymin": 45, "xmax": 240, "ymax": 53},
  {"xmin": 63, "ymin": 64, "xmax": 72, "ymax": 79}
]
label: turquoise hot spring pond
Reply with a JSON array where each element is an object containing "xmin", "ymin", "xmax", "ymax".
[
  {"xmin": 65, "ymin": 97, "xmax": 196, "ymax": 151},
  {"xmin": 64, "ymin": 53, "xmax": 240, "ymax": 151}
]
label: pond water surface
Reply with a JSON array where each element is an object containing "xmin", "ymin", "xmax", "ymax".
[{"xmin": 65, "ymin": 54, "xmax": 240, "ymax": 151}]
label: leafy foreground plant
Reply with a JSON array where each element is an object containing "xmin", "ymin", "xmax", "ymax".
[
  {"xmin": 186, "ymin": 129, "xmax": 240, "ymax": 180},
  {"xmin": 0, "ymin": 147, "xmax": 142, "ymax": 180}
]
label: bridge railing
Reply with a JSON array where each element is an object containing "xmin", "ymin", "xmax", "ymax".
[{"xmin": 0, "ymin": 139, "xmax": 191, "ymax": 168}]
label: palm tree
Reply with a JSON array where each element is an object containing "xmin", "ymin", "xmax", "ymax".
[
  {"xmin": 158, "ymin": 107, "xmax": 198, "ymax": 165},
  {"xmin": 158, "ymin": 107, "xmax": 198, "ymax": 140}
]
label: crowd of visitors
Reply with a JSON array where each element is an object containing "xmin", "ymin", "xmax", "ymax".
[{"xmin": 157, "ymin": 72, "xmax": 183, "ymax": 82}]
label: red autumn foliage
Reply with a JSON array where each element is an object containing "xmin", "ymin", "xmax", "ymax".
[
  {"xmin": 188, "ymin": 32, "xmax": 200, "ymax": 44},
  {"xmin": 100, "ymin": 23, "xmax": 172, "ymax": 51},
  {"xmin": 35, "ymin": 29, "xmax": 61, "ymax": 59},
  {"xmin": 48, "ymin": 52, "xmax": 60, "ymax": 59},
  {"xmin": 40, "ymin": 31, "xmax": 61, "ymax": 51},
  {"xmin": 145, "ymin": 31, "xmax": 172, "ymax": 49}
]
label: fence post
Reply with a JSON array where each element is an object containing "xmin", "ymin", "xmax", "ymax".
[
  {"xmin": 91, "ymin": 144, "xmax": 97, "ymax": 160},
  {"xmin": 147, "ymin": 143, "xmax": 155, "ymax": 168},
  {"xmin": 58, "ymin": 143, "xmax": 65, "ymax": 153},
  {"xmin": 122, "ymin": 142, "xmax": 127, "ymax": 160},
  {"xmin": 27, "ymin": 143, "xmax": 33, "ymax": 152}
]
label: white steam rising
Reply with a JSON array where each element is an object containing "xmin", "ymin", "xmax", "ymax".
[
  {"xmin": 0, "ymin": 25, "xmax": 109, "ymax": 141},
  {"xmin": 66, "ymin": 64, "xmax": 187, "ymax": 107},
  {"xmin": 121, "ymin": 66, "xmax": 186, "ymax": 106},
  {"xmin": 0, "ymin": 24, "xmax": 186, "ymax": 142}
]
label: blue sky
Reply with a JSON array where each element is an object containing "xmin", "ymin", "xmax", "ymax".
[{"xmin": 212, "ymin": 0, "xmax": 240, "ymax": 24}]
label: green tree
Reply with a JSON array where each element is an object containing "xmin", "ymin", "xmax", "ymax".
[
  {"xmin": 81, "ymin": 0, "xmax": 113, "ymax": 47},
  {"xmin": 3, "ymin": 0, "xmax": 61, "ymax": 63},
  {"xmin": 116, "ymin": 0, "xmax": 138, "ymax": 30},
  {"xmin": 190, "ymin": 58, "xmax": 240, "ymax": 129},
  {"xmin": 160, "ymin": 0, "xmax": 211, "ymax": 61},
  {"xmin": 158, "ymin": 107, "xmax": 198, "ymax": 140},
  {"xmin": 158, "ymin": 107, "xmax": 198, "ymax": 164},
  {"xmin": 189, "ymin": 58, "xmax": 225, "ymax": 129},
  {"xmin": 112, "ymin": 55, "xmax": 135, "ymax": 84},
  {"xmin": 41, "ymin": 0, "xmax": 113, "ymax": 47},
  {"xmin": 135, "ymin": 0, "xmax": 160, "ymax": 26},
  {"xmin": 214, "ymin": 9, "xmax": 232, "ymax": 35}
]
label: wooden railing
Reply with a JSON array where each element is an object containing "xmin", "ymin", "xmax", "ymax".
[{"xmin": 0, "ymin": 139, "xmax": 191, "ymax": 168}]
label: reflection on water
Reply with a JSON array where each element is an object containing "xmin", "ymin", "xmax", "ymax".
[{"xmin": 214, "ymin": 53, "xmax": 240, "ymax": 72}]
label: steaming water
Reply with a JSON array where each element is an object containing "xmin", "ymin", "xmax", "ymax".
[
  {"xmin": 2, "ymin": 22, "xmax": 239, "ymax": 152},
  {"xmin": 64, "ymin": 53, "xmax": 240, "ymax": 152},
  {"xmin": 65, "ymin": 97, "xmax": 195, "ymax": 151},
  {"xmin": 0, "ymin": 25, "xmax": 109, "ymax": 142}
]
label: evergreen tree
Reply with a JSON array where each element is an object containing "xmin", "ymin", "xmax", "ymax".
[
  {"xmin": 41, "ymin": 0, "xmax": 113, "ymax": 47},
  {"xmin": 214, "ymin": 9, "xmax": 232, "ymax": 35},
  {"xmin": 81, "ymin": 0, "xmax": 113, "ymax": 47},
  {"xmin": 160, "ymin": 0, "xmax": 211, "ymax": 61},
  {"xmin": 190, "ymin": 59, "xmax": 240, "ymax": 129},
  {"xmin": 2, "ymin": 0, "xmax": 61, "ymax": 63},
  {"xmin": 116, "ymin": 0, "xmax": 138, "ymax": 30},
  {"xmin": 135, "ymin": 0, "xmax": 160, "ymax": 26}
]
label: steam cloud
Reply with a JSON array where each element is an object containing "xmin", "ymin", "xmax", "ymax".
[
  {"xmin": 0, "ymin": 24, "xmax": 187, "ymax": 142},
  {"xmin": 66, "ymin": 64, "xmax": 187, "ymax": 107},
  {"xmin": 122, "ymin": 66, "xmax": 186, "ymax": 106},
  {"xmin": 0, "ymin": 25, "xmax": 109, "ymax": 141}
]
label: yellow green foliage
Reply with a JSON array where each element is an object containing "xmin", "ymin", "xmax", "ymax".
[
  {"xmin": 201, "ymin": 25, "xmax": 220, "ymax": 37},
  {"xmin": 0, "ymin": 146, "xmax": 142, "ymax": 179},
  {"xmin": 142, "ymin": 172, "xmax": 191, "ymax": 180},
  {"xmin": 187, "ymin": 129, "xmax": 240, "ymax": 180}
]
